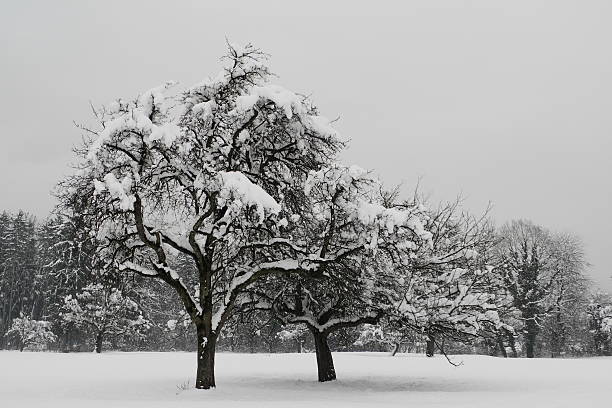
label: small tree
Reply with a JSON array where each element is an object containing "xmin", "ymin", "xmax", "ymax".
[
  {"xmin": 0, "ymin": 211, "xmax": 40, "ymax": 347},
  {"xmin": 586, "ymin": 293, "xmax": 612, "ymax": 355},
  {"xmin": 277, "ymin": 324, "xmax": 309, "ymax": 353},
  {"xmin": 354, "ymin": 322, "xmax": 416, "ymax": 355},
  {"xmin": 6, "ymin": 314, "xmax": 56, "ymax": 351},
  {"xmin": 496, "ymin": 221, "xmax": 587, "ymax": 358},
  {"xmin": 36, "ymin": 209, "xmax": 98, "ymax": 352},
  {"xmin": 389, "ymin": 201, "xmax": 503, "ymax": 359},
  {"xmin": 62, "ymin": 283, "xmax": 149, "ymax": 353}
]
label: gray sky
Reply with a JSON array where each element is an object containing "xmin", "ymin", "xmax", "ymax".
[{"xmin": 1, "ymin": 0, "xmax": 610, "ymax": 290}]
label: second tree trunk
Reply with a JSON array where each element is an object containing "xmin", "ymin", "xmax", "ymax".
[
  {"xmin": 312, "ymin": 330, "xmax": 336, "ymax": 382},
  {"xmin": 426, "ymin": 334, "xmax": 435, "ymax": 357}
]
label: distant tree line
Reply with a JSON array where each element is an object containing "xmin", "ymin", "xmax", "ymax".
[{"xmin": 1, "ymin": 209, "xmax": 609, "ymax": 358}]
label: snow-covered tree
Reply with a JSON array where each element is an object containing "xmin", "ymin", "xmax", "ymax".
[
  {"xmin": 541, "ymin": 234, "xmax": 588, "ymax": 357},
  {"xmin": 481, "ymin": 285, "xmax": 521, "ymax": 357},
  {"xmin": 495, "ymin": 220, "xmax": 587, "ymax": 358},
  {"xmin": 277, "ymin": 324, "xmax": 309, "ymax": 353},
  {"xmin": 139, "ymin": 278, "xmax": 195, "ymax": 352},
  {"xmin": 388, "ymin": 201, "xmax": 504, "ymax": 358},
  {"xmin": 62, "ymin": 283, "xmax": 149, "ymax": 353},
  {"xmin": 259, "ymin": 165, "xmax": 432, "ymax": 381},
  {"xmin": 0, "ymin": 211, "xmax": 41, "ymax": 347},
  {"xmin": 67, "ymin": 42, "xmax": 346, "ymax": 388},
  {"xmin": 36, "ymin": 216, "xmax": 98, "ymax": 350},
  {"xmin": 586, "ymin": 293, "xmax": 612, "ymax": 355},
  {"xmin": 495, "ymin": 220, "xmax": 553, "ymax": 358},
  {"xmin": 223, "ymin": 309, "xmax": 284, "ymax": 353},
  {"xmin": 353, "ymin": 322, "xmax": 418, "ymax": 355},
  {"xmin": 5, "ymin": 314, "xmax": 56, "ymax": 351}
]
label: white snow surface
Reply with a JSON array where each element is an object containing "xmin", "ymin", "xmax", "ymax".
[
  {"xmin": 217, "ymin": 171, "xmax": 281, "ymax": 221},
  {"xmin": 0, "ymin": 351, "xmax": 609, "ymax": 408},
  {"xmin": 235, "ymin": 84, "xmax": 304, "ymax": 119}
]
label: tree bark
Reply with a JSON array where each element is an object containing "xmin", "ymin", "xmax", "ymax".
[
  {"xmin": 525, "ymin": 320, "xmax": 539, "ymax": 358},
  {"xmin": 497, "ymin": 335, "xmax": 507, "ymax": 358},
  {"xmin": 296, "ymin": 340, "xmax": 303, "ymax": 354},
  {"xmin": 525, "ymin": 336, "xmax": 535, "ymax": 358},
  {"xmin": 249, "ymin": 335, "xmax": 255, "ymax": 353},
  {"xmin": 550, "ymin": 308, "xmax": 564, "ymax": 358},
  {"xmin": 312, "ymin": 330, "xmax": 336, "ymax": 382},
  {"xmin": 506, "ymin": 330, "xmax": 518, "ymax": 358},
  {"xmin": 426, "ymin": 334, "xmax": 435, "ymax": 357},
  {"xmin": 195, "ymin": 326, "xmax": 217, "ymax": 389},
  {"xmin": 95, "ymin": 331, "xmax": 104, "ymax": 353},
  {"xmin": 488, "ymin": 337, "xmax": 498, "ymax": 356}
]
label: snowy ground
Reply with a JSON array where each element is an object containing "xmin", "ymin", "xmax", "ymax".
[{"xmin": 0, "ymin": 351, "xmax": 609, "ymax": 407}]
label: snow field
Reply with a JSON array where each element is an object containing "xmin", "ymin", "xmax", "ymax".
[{"xmin": 0, "ymin": 351, "xmax": 609, "ymax": 408}]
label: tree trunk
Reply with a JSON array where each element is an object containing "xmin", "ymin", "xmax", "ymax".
[
  {"xmin": 550, "ymin": 308, "xmax": 564, "ymax": 358},
  {"xmin": 497, "ymin": 335, "xmax": 507, "ymax": 358},
  {"xmin": 525, "ymin": 320, "xmax": 539, "ymax": 358},
  {"xmin": 195, "ymin": 326, "xmax": 217, "ymax": 389},
  {"xmin": 95, "ymin": 331, "xmax": 104, "ymax": 353},
  {"xmin": 391, "ymin": 342, "xmax": 400, "ymax": 357},
  {"xmin": 525, "ymin": 336, "xmax": 535, "ymax": 358},
  {"xmin": 296, "ymin": 340, "xmax": 303, "ymax": 353},
  {"xmin": 312, "ymin": 330, "xmax": 336, "ymax": 382},
  {"xmin": 426, "ymin": 334, "xmax": 435, "ymax": 357},
  {"xmin": 249, "ymin": 336, "xmax": 255, "ymax": 353},
  {"xmin": 506, "ymin": 331, "xmax": 518, "ymax": 358},
  {"xmin": 489, "ymin": 337, "xmax": 498, "ymax": 357}
]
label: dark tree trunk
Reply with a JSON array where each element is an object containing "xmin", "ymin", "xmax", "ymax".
[
  {"xmin": 426, "ymin": 334, "xmax": 435, "ymax": 357},
  {"xmin": 525, "ymin": 336, "xmax": 535, "ymax": 358},
  {"xmin": 550, "ymin": 308, "xmax": 564, "ymax": 358},
  {"xmin": 594, "ymin": 335, "xmax": 603, "ymax": 356},
  {"xmin": 60, "ymin": 330, "xmax": 70, "ymax": 353},
  {"xmin": 296, "ymin": 340, "xmax": 303, "ymax": 353},
  {"xmin": 195, "ymin": 326, "xmax": 217, "ymax": 389},
  {"xmin": 95, "ymin": 331, "xmax": 104, "ymax": 353},
  {"xmin": 391, "ymin": 342, "xmax": 400, "ymax": 357},
  {"xmin": 525, "ymin": 320, "xmax": 539, "ymax": 358},
  {"xmin": 507, "ymin": 331, "xmax": 518, "ymax": 358},
  {"xmin": 312, "ymin": 330, "xmax": 336, "ymax": 382},
  {"xmin": 249, "ymin": 335, "xmax": 255, "ymax": 353},
  {"xmin": 489, "ymin": 337, "xmax": 498, "ymax": 357},
  {"xmin": 604, "ymin": 339, "xmax": 612, "ymax": 356},
  {"xmin": 497, "ymin": 335, "xmax": 507, "ymax": 358}
]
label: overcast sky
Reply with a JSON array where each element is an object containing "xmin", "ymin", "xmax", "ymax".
[{"xmin": 0, "ymin": 0, "xmax": 610, "ymax": 290}]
